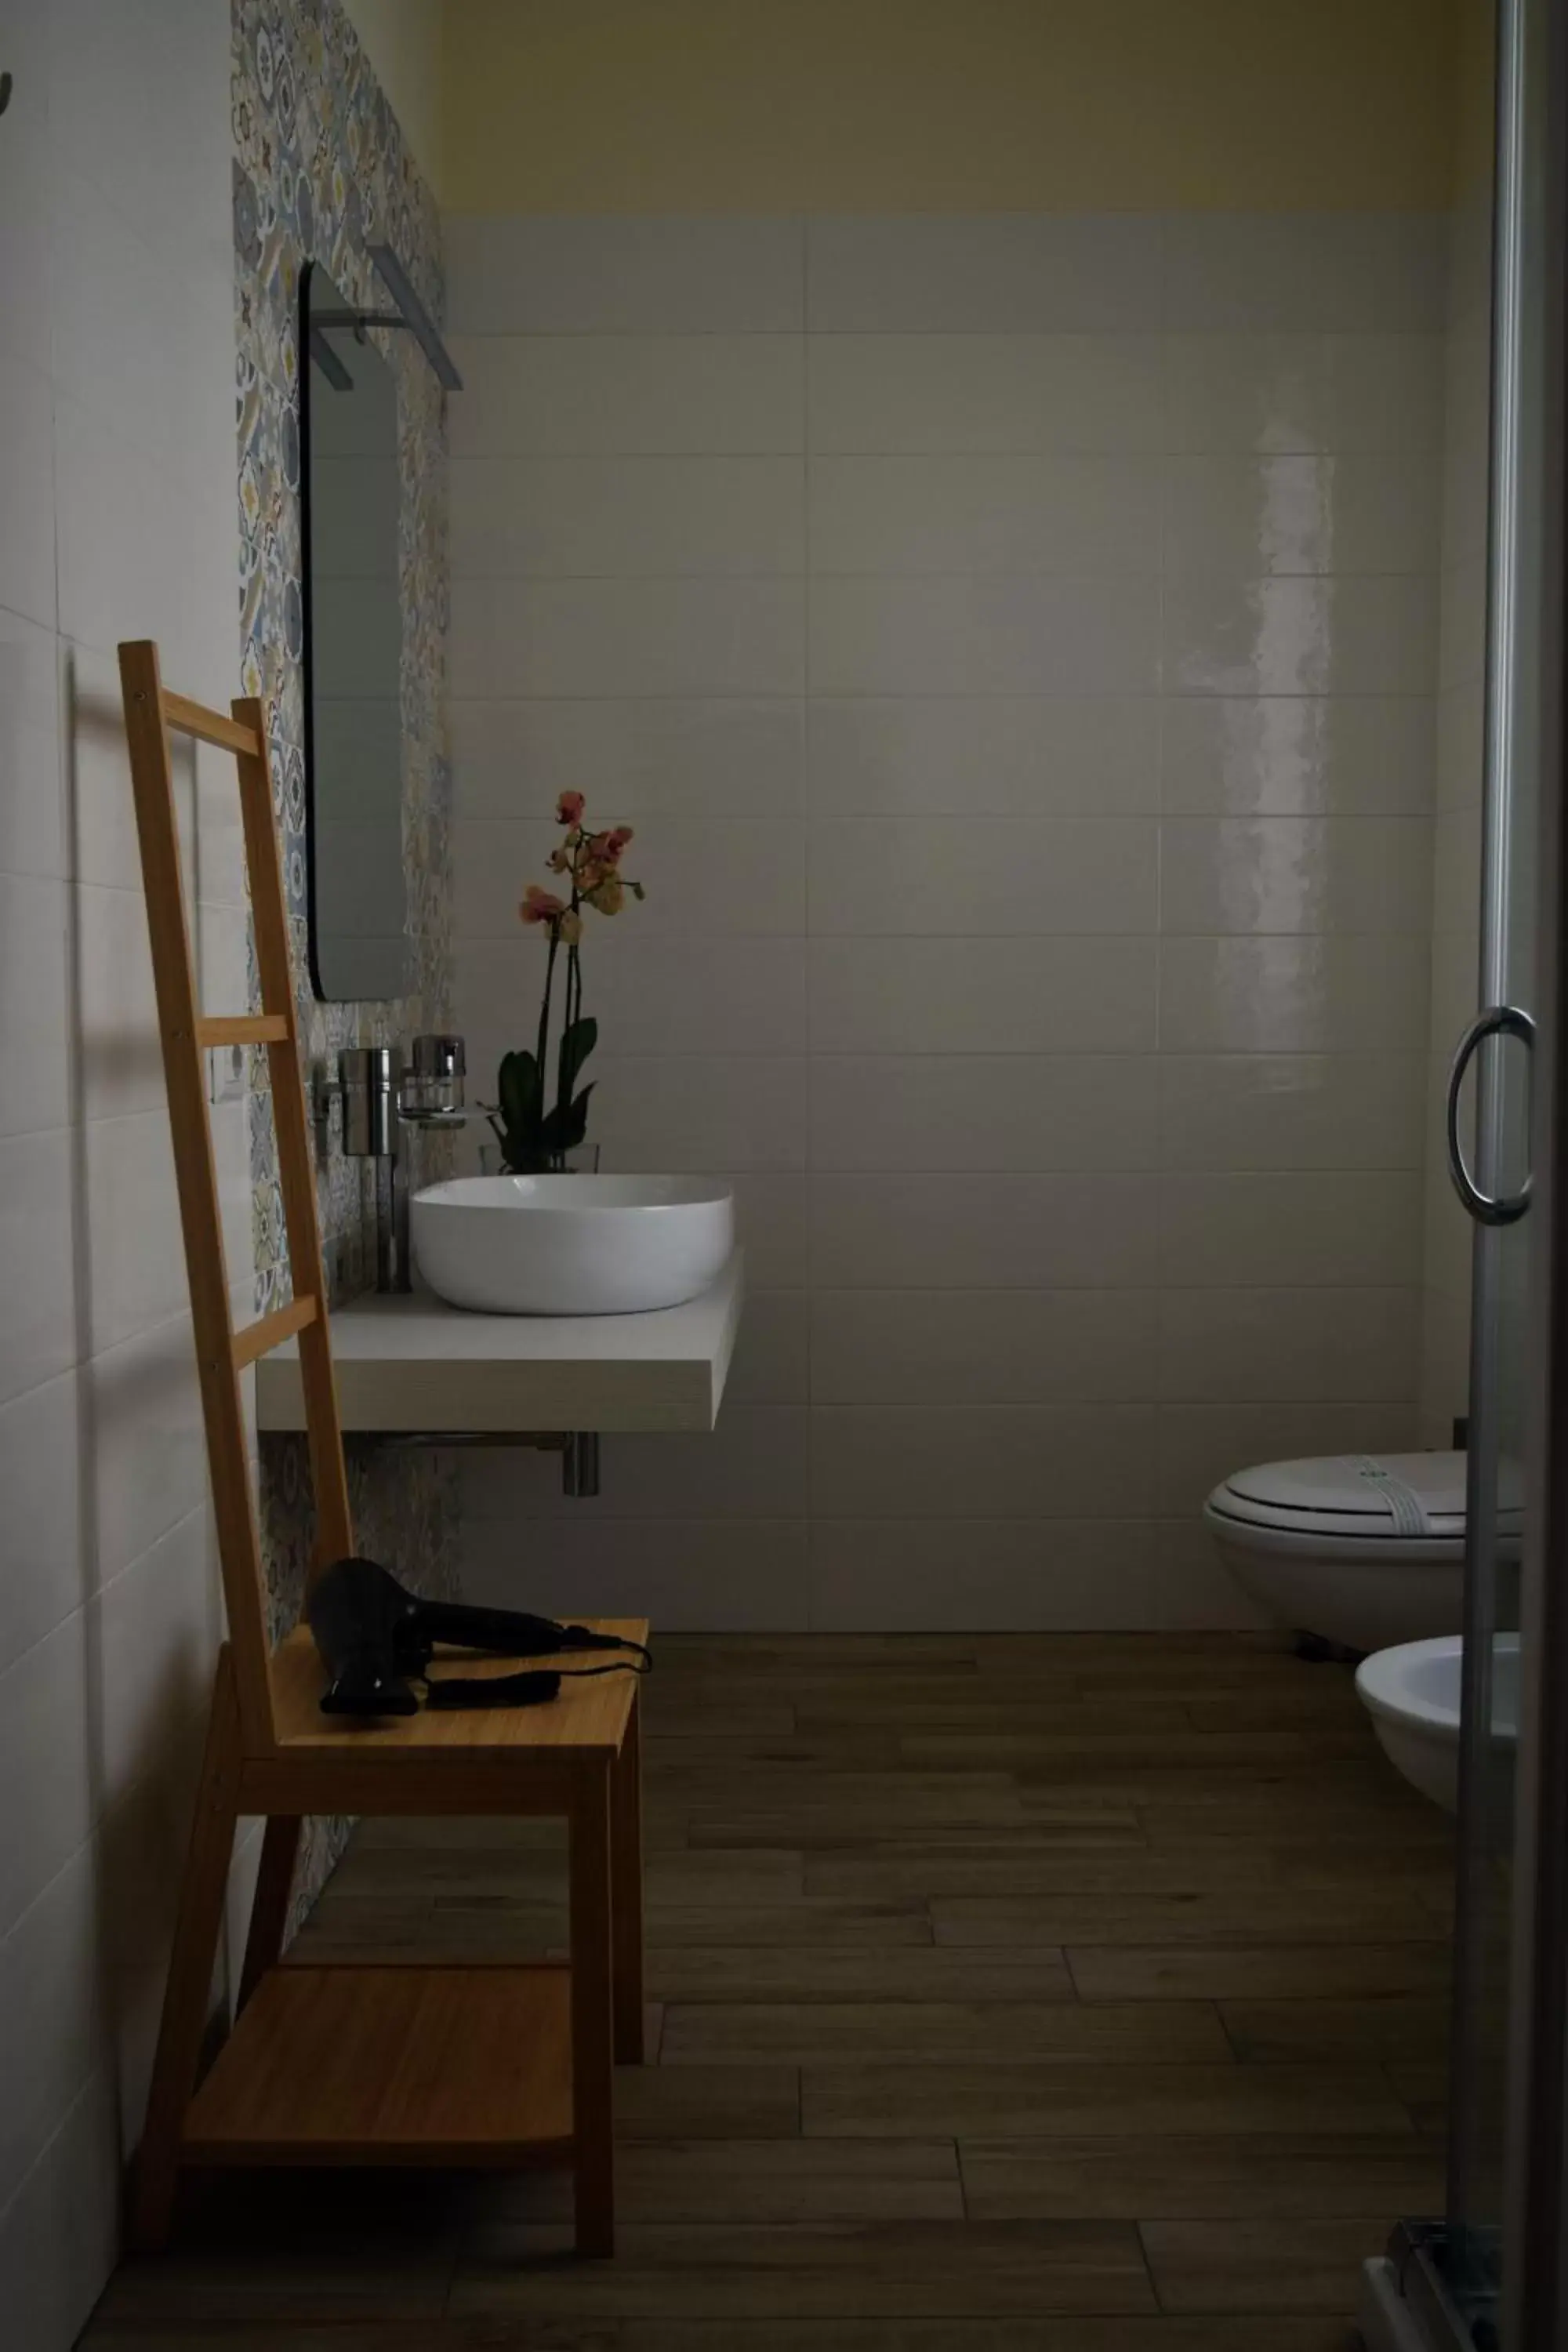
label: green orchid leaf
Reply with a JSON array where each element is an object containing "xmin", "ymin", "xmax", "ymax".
[
  {"xmin": 564, "ymin": 1082, "xmax": 595, "ymax": 1149},
  {"xmin": 557, "ymin": 1015, "xmax": 598, "ymax": 1098},
  {"xmin": 498, "ymin": 1048, "xmax": 541, "ymax": 1139},
  {"xmin": 537, "ymin": 1082, "xmax": 596, "ymax": 1159}
]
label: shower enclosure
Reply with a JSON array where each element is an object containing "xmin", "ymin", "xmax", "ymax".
[{"xmin": 1366, "ymin": 0, "xmax": 1568, "ymax": 2345}]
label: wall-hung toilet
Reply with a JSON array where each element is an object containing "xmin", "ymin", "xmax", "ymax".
[{"xmin": 1203, "ymin": 1451, "xmax": 1514, "ymax": 1655}]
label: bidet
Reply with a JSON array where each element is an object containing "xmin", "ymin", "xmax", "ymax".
[{"xmin": 1356, "ymin": 1634, "xmax": 1519, "ymax": 1814}]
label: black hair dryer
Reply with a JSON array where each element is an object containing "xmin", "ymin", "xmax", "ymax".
[{"xmin": 306, "ymin": 1556, "xmax": 649, "ymax": 1718}]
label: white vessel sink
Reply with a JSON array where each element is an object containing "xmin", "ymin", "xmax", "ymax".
[{"xmin": 411, "ymin": 1174, "xmax": 735, "ymax": 1316}]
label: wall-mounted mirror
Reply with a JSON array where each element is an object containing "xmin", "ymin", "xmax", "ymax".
[{"xmin": 301, "ymin": 261, "xmax": 408, "ymax": 1001}]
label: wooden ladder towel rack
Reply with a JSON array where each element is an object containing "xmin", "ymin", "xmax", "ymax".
[{"xmin": 118, "ymin": 641, "xmax": 644, "ymax": 2259}]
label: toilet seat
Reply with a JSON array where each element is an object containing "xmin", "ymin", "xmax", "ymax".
[
  {"xmin": 1204, "ymin": 1450, "xmax": 1522, "ymax": 1650},
  {"xmin": 1205, "ymin": 1451, "xmax": 1469, "ymax": 1566}
]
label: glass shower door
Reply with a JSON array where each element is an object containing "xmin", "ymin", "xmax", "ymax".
[{"xmin": 1437, "ymin": 0, "xmax": 1565, "ymax": 2342}]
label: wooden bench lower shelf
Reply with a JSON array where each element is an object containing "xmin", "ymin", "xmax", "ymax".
[{"xmin": 183, "ymin": 1965, "xmax": 573, "ymax": 2167}]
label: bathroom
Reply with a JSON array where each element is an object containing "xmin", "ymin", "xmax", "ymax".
[{"xmin": 2, "ymin": 0, "xmax": 1565, "ymax": 2342}]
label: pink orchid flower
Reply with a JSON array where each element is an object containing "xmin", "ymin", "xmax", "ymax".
[
  {"xmin": 520, "ymin": 883, "xmax": 567, "ymax": 926},
  {"xmin": 555, "ymin": 790, "xmax": 586, "ymax": 826},
  {"xmin": 583, "ymin": 825, "xmax": 634, "ymax": 870}
]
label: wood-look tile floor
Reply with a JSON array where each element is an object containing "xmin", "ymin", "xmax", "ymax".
[{"xmin": 80, "ymin": 1633, "xmax": 1456, "ymax": 2350}]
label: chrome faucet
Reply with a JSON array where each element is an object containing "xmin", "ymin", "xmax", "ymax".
[{"xmin": 319, "ymin": 1035, "xmax": 466, "ymax": 1291}]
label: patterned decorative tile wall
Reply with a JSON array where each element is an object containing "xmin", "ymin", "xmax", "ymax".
[{"xmin": 232, "ymin": 0, "xmax": 457, "ymax": 1913}]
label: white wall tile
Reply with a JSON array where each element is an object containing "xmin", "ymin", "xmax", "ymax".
[
  {"xmin": 0, "ymin": 613, "xmax": 66, "ymax": 879},
  {"xmin": 0, "ymin": 2, "xmax": 53, "ymax": 372},
  {"xmin": 46, "ymin": 0, "xmax": 233, "ymax": 285},
  {"xmin": 1160, "ymin": 1518, "xmax": 1274, "ymax": 1628},
  {"xmin": 450, "ymin": 335, "xmax": 804, "ymax": 456},
  {"xmin": 451, "ymin": 456, "xmax": 805, "ymax": 578},
  {"xmin": 1158, "ymin": 1171, "xmax": 1424, "ymax": 1288},
  {"xmin": 811, "ymin": 1173, "xmax": 1160, "ymax": 1290},
  {"xmin": 809, "ymin": 1054, "xmax": 1161, "ymax": 1173},
  {"xmin": 811, "ymin": 1403, "xmax": 1160, "ymax": 1519},
  {"xmin": 456, "ymin": 816, "xmax": 805, "ymax": 938},
  {"xmin": 53, "ymin": 395, "xmax": 232, "ymax": 675},
  {"xmin": 447, "ymin": 207, "xmax": 1443, "ymax": 1640},
  {"xmin": 96, "ymin": 1508, "xmax": 220, "ymax": 1806},
  {"xmin": 811, "ymin": 815, "xmax": 1156, "ymax": 936},
  {"xmin": 1437, "ymin": 548, "xmax": 1490, "ymax": 695},
  {"xmin": 808, "ymin": 216, "xmax": 1166, "ymax": 332},
  {"xmin": 0, "ymin": 355, "xmax": 57, "ymax": 630},
  {"xmin": 452, "ymin": 696, "xmax": 805, "ymax": 821},
  {"xmin": 80, "ymin": 1110, "xmax": 189, "ymax": 1359},
  {"xmin": 1158, "ymin": 1054, "xmax": 1425, "ymax": 1172},
  {"xmin": 811, "ymin": 576, "xmax": 1160, "ymax": 697},
  {"xmin": 1163, "ymin": 574, "xmax": 1439, "ymax": 697},
  {"xmin": 588, "ymin": 1054, "xmax": 808, "ymax": 1171},
  {"xmin": 1436, "ymin": 681, "xmax": 1486, "ymax": 822},
  {"xmin": 808, "ymin": 1516, "xmax": 1251, "ymax": 1632},
  {"xmin": 1159, "ymin": 816, "xmax": 1435, "ymax": 937},
  {"xmin": 725, "ymin": 1290, "xmax": 811, "ymax": 1404},
  {"xmin": 1160, "ymin": 695, "xmax": 1436, "ymax": 817},
  {"xmin": 70, "ymin": 881, "xmax": 165, "ymax": 1124},
  {"xmin": 452, "ymin": 577, "xmax": 805, "ymax": 699},
  {"xmin": 464, "ymin": 1403, "xmax": 809, "ymax": 1522},
  {"xmin": 0, "ymin": 874, "xmax": 71, "ymax": 1138},
  {"xmin": 64, "ymin": 647, "xmax": 226, "ymax": 899},
  {"xmin": 811, "ymin": 1288, "xmax": 1160, "ymax": 1406},
  {"xmin": 808, "ymin": 334, "xmax": 1166, "ymax": 454},
  {"xmin": 1157, "ymin": 1287, "xmax": 1420, "ymax": 1402},
  {"xmin": 0, "ymin": 1606, "xmax": 93, "ymax": 1927},
  {"xmin": 446, "ymin": 214, "xmax": 805, "ymax": 334},
  {"xmin": 1427, "ymin": 923, "xmax": 1480, "ymax": 1054},
  {"xmin": 1420, "ymin": 1280, "xmax": 1473, "ymax": 1449},
  {"xmin": 0, "ymin": 1841, "xmax": 110, "ymax": 2215},
  {"xmin": 722, "ymin": 1174, "xmax": 811, "ymax": 1290},
  {"xmin": 0, "ymin": 1127, "xmax": 78, "ymax": 1410},
  {"xmin": 5, "ymin": 12, "xmax": 238, "ymax": 2331},
  {"xmin": 810, "ymin": 455, "xmax": 1161, "ymax": 575},
  {"xmin": 1159, "ymin": 935, "xmax": 1432, "ymax": 1052},
  {"xmin": 1167, "ymin": 332, "xmax": 1444, "ymax": 455},
  {"xmin": 1432, "ymin": 802, "xmax": 1484, "ymax": 939},
  {"xmin": 85, "ymin": 1312, "xmax": 210, "ymax": 1591},
  {"xmin": 808, "ymin": 695, "xmax": 1160, "ymax": 817},
  {"xmin": 463, "ymin": 1516, "xmax": 811, "ymax": 1632},
  {"xmin": 457, "ymin": 933, "xmax": 807, "ymax": 1061},
  {"xmin": 1162, "ymin": 214, "xmax": 1446, "ymax": 332},
  {"xmin": 0, "ymin": 2071, "xmax": 120, "ymax": 2352},
  {"xmin": 48, "ymin": 165, "xmax": 234, "ymax": 495},
  {"xmin": 808, "ymin": 935, "xmax": 1157, "ymax": 1053},
  {"xmin": 0, "ymin": 1373, "xmax": 85, "ymax": 1677},
  {"xmin": 1163, "ymin": 452, "xmax": 1441, "ymax": 576}
]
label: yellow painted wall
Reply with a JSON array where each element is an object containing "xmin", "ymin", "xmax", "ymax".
[
  {"xmin": 440, "ymin": 0, "xmax": 1461, "ymax": 215},
  {"xmin": 1452, "ymin": 0, "xmax": 1496, "ymax": 195},
  {"xmin": 343, "ymin": 0, "xmax": 446, "ymax": 198}
]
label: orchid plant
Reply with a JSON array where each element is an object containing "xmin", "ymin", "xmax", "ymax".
[{"xmin": 484, "ymin": 792, "xmax": 646, "ymax": 1174}]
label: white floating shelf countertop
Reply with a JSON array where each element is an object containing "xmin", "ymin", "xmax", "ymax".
[{"xmin": 256, "ymin": 1254, "xmax": 744, "ymax": 1435}]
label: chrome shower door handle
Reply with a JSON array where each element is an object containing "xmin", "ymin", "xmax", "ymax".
[{"xmin": 1446, "ymin": 1003, "xmax": 1537, "ymax": 1225}]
